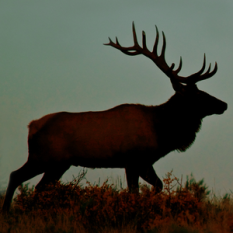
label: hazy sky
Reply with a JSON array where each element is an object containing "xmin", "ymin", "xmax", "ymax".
[{"xmin": 1, "ymin": 1, "xmax": 233, "ymax": 195}]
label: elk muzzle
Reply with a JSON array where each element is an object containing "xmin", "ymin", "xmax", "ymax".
[{"xmin": 215, "ymin": 100, "xmax": 227, "ymax": 115}]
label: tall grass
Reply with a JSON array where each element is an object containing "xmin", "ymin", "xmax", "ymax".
[{"xmin": 0, "ymin": 170, "xmax": 233, "ymax": 233}]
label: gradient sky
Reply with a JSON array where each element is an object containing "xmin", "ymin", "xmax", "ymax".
[{"xmin": 1, "ymin": 1, "xmax": 233, "ymax": 195}]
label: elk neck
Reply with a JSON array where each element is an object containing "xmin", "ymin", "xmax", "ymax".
[{"xmin": 151, "ymin": 93, "xmax": 203, "ymax": 153}]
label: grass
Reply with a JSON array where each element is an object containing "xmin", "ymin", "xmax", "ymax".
[{"xmin": 0, "ymin": 170, "xmax": 233, "ymax": 233}]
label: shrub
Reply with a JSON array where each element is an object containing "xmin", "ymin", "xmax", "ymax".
[{"xmin": 1, "ymin": 170, "xmax": 231, "ymax": 233}]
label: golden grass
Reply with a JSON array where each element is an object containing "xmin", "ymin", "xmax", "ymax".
[{"xmin": 0, "ymin": 170, "xmax": 233, "ymax": 233}]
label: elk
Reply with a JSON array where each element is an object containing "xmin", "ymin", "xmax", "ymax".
[{"xmin": 2, "ymin": 23, "xmax": 227, "ymax": 212}]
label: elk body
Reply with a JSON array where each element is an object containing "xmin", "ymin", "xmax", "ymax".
[{"xmin": 2, "ymin": 23, "xmax": 227, "ymax": 212}]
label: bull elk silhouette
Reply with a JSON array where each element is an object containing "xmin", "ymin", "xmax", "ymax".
[{"xmin": 2, "ymin": 23, "xmax": 227, "ymax": 212}]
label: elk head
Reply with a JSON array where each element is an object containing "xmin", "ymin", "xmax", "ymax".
[{"xmin": 105, "ymin": 22, "xmax": 227, "ymax": 118}]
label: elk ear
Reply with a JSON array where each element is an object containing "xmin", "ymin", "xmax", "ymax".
[
  {"xmin": 171, "ymin": 81, "xmax": 185, "ymax": 94},
  {"xmin": 171, "ymin": 81, "xmax": 198, "ymax": 95}
]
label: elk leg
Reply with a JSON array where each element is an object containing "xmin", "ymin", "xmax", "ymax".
[
  {"xmin": 35, "ymin": 165, "xmax": 70, "ymax": 191},
  {"xmin": 139, "ymin": 165, "xmax": 163, "ymax": 193},
  {"xmin": 2, "ymin": 160, "xmax": 43, "ymax": 212},
  {"xmin": 125, "ymin": 166, "xmax": 140, "ymax": 193}
]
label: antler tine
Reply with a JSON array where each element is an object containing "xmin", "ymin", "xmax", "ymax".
[
  {"xmin": 152, "ymin": 26, "xmax": 159, "ymax": 57},
  {"xmin": 189, "ymin": 54, "xmax": 206, "ymax": 79},
  {"xmin": 195, "ymin": 54, "xmax": 206, "ymax": 76},
  {"xmin": 142, "ymin": 31, "xmax": 148, "ymax": 50},
  {"xmin": 104, "ymin": 37, "xmax": 113, "ymax": 45},
  {"xmin": 204, "ymin": 63, "xmax": 212, "ymax": 75},
  {"xmin": 173, "ymin": 57, "xmax": 182, "ymax": 74},
  {"xmin": 160, "ymin": 32, "xmax": 166, "ymax": 60},
  {"xmin": 132, "ymin": 22, "xmax": 139, "ymax": 48},
  {"xmin": 115, "ymin": 37, "xmax": 121, "ymax": 46}
]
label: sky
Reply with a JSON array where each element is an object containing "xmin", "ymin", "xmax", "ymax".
[{"xmin": 0, "ymin": 1, "xmax": 233, "ymax": 195}]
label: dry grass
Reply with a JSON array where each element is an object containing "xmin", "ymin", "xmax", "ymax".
[{"xmin": 0, "ymin": 170, "xmax": 233, "ymax": 233}]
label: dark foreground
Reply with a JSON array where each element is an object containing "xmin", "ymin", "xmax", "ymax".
[{"xmin": 0, "ymin": 171, "xmax": 233, "ymax": 233}]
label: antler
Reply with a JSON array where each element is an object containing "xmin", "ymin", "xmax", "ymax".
[{"xmin": 104, "ymin": 22, "xmax": 218, "ymax": 85}]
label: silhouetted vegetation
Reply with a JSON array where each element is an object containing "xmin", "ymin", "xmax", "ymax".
[{"xmin": 1, "ymin": 170, "xmax": 233, "ymax": 233}]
